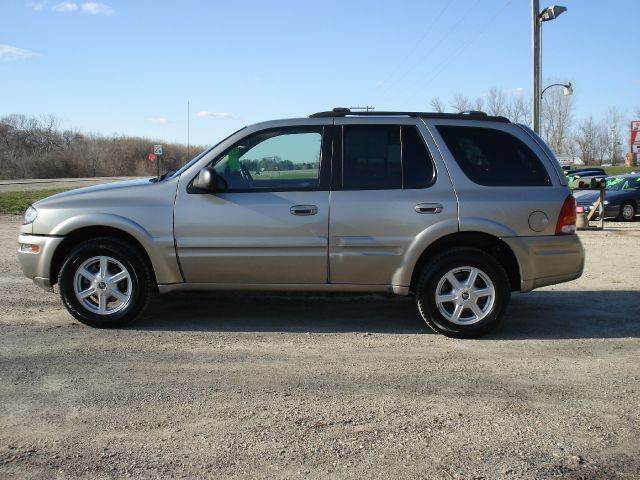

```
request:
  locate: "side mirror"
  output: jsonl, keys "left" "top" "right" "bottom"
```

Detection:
{"left": 193, "top": 167, "right": 227, "bottom": 192}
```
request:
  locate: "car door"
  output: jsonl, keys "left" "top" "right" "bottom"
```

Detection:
{"left": 328, "top": 118, "right": 459, "bottom": 286}
{"left": 173, "top": 122, "right": 332, "bottom": 285}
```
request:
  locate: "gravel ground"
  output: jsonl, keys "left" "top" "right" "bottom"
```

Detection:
{"left": 1, "top": 215, "right": 639, "bottom": 479}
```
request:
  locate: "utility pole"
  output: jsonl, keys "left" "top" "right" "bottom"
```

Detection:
{"left": 532, "top": 0, "right": 541, "bottom": 134}
{"left": 187, "top": 100, "right": 190, "bottom": 159}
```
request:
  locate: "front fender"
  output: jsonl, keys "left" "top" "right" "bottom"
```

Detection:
{"left": 48, "top": 214, "right": 182, "bottom": 285}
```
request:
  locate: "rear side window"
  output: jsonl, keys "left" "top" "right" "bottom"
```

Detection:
{"left": 342, "top": 125, "right": 434, "bottom": 190}
{"left": 437, "top": 126, "right": 551, "bottom": 187}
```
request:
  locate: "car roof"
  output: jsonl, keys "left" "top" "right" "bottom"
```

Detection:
{"left": 309, "top": 107, "right": 510, "bottom": 123}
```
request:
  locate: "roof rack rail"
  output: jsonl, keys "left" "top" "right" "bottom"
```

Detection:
{"left": 309, "top": 107, "right": 509, "bottom": 123}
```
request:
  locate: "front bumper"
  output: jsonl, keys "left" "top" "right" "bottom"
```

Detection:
{"left": 18, "top": 234, "right": 65, "bottom": 291}
{"left": 502, "top": 234, "right": 585, "bottom": 293}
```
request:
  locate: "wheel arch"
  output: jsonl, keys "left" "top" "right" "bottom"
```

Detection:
{"left": 50, "top": 226, "right": 158, "bottom": 290}
{"left": 408, "top": 231, "right": 521, "bottom": 293}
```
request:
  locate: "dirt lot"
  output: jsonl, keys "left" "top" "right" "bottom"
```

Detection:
{"left": 1, "top": 215, "right": 639, "bottom": 479}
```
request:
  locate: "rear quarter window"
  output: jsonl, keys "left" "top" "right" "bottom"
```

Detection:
{"left": 437, "top": 126, "right": 551, "bottom": 187}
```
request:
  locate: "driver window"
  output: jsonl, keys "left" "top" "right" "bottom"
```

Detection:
{"left": 213, "top": 128, "right": 322, "bottom": 190}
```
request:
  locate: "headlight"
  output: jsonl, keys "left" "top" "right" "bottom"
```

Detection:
{"left": 24, "top": 206, "right": 38, "bottom": 225}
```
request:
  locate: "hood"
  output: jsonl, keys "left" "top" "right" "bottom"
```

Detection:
{"left": 33, "top": 178, "right": 158, "bottom": 207}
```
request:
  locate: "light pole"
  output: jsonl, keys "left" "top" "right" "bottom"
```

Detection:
{"left": 532, "top": 2, "right": 568, "bottom": 134}
{"left": 541, "top": 81, "right": 573, "bottom": 99}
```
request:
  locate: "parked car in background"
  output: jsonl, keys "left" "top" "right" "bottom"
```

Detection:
{"left": 17, "top": 108, "right": 584, "bottom": 338}
{"left": 565, "top": 167, "right": 606, "bottom": 176}
{"left": 567, "top": 169, "right": 607, "bottom": 189}
{"left": 569, "top": 173, "right": 608, "bottom": 190}
{"left": 574, "top": 174, "right": 640, "bottom": 221}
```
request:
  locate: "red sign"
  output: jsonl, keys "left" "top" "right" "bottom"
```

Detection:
{"left": 148, "top": 153, "right": 156, "bottom": 161}
{"left": 632, "top": 121, "right": 640, "bottom": 154}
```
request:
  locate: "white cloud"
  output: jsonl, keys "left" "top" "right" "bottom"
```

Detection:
{"left": 52, "top": 1, "right": 78, "bottom": 12}
{"left": 507, "top": 87, "right": 526, "bottom": 97}
{"left": 196, "top": 111, "right": 232, "bottom": 119}
{"left": 0, "top": 44, "right": 39, "bottom": 59}
{"left": 49, "top": 1, "right": 115, "bottom": 15}
{"left": 80, "top": 2, "right": 115, "bottom": 15}
{"left": 149, "top": 117, "right": 169, "bottom": 124}
{"left": 28, "top": 2, "right": 48, "bottom": 11}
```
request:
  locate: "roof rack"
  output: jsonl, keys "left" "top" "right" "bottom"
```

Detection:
{"left": 309, "top": 107, "right": 510, "bottom": 123}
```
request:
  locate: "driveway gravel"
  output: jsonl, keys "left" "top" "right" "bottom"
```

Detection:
{"left": 1, "top": 215, "right": 639, "bottom": 479}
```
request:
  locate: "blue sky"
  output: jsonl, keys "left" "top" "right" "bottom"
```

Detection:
{"left": 1, "top": 0, "right": 638, "bottom": 147}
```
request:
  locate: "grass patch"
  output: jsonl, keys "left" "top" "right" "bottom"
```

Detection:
{"left": 603, "top": 166, "right": 639, "bottom": 176}
{"left": 0, "top": 188, "right": 72, "bottom": 215}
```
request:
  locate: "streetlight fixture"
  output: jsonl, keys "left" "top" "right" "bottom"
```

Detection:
{"left": 532, "top": 2, "right": 568, "bottom": 134}
{"left": 541, "top": 81, "right": 573, "bottom": 99}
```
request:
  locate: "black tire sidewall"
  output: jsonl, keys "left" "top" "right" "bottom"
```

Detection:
{"left": 59, "top": 239, "right": 150, "bottom": 328}
{"left": 619, "top": 202, "right": 636, "bottom": 221}
{"left": 417, "top": 248, "right": 510, "bottom": 338}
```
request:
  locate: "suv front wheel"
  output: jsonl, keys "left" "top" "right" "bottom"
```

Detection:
{"left": 416, "top": 248, "right": 510, "bottom": 338}
{"left": 58, "top": 237, "right": 153, "bottom": 328}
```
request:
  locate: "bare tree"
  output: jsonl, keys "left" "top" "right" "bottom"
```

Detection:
{"left": 472, "top": 96, "right": 485, "bottom": 112}
{"left": 602, "top": 106, "right": 626, "bottom": 164}
{"left": 541, "top": 82, "right": 574, "bottom": 154}
{"left": 574, "top": 117, "right": 603, "bottom": 165}
{"left": 485, "top": 87, "right": 507, "bottom": 116}
{"left": 505, "top": 95, "right": 531, "bottom": 125}
{"left": 0, "top": 114, "right": 202, "bottom": 180}
{"left": 450, "top": 92, "right": 471, "bottom": 113}
{"left": 430, "top": 97, "right": 446, "bottom": 113}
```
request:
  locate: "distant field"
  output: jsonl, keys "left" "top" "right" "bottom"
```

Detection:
{"left": 256, "top": 169, "right": 317, "bottom": 180}
{"left": 0, "top": 188, "right": 72, "bottom": 215}
{"left": 602, "top": 166, "right": 639, "bottom": 175}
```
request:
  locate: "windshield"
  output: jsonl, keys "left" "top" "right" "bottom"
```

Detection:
{"left": 170, "top": 127, "right": 247, "bottom": 178}
{"left": 606, "top": 177, "right": 640, "bottom": 191}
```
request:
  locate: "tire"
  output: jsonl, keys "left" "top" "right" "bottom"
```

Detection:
{"left": 58, "top": 237, "right": 154, "bottom": 328}
{"left": 618, "top": 202, "right": 636, "bottom": 222}
{"left": 416, "top": 247, "right": 510, "bottom": 338}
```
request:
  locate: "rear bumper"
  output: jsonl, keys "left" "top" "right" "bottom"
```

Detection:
{"left": 17, "top": 234, "right": 65, "bottom": 290}
{"left": 502, "top": 234, "right": 585, "bottom": 292}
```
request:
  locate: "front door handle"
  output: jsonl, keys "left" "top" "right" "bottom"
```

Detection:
{"left": 415, "top": 203, "right": 443, "bottom": 214}
{"left": 290, "top": 205, "right": 318, "bottom": 216}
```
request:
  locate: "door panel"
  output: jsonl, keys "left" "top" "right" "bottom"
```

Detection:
{"left": 329, "top": 119, "right": 458, "bottom": 286}
{"left": 173, "top": 123, "right": 332, "bottom": 285}
{"left": 174, "top": 191, "right": 328, "bottom": 284}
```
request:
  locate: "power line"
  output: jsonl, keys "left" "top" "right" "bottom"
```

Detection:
{"left": 403, "top": 0, "right": 515, "bottom": 106}
{"left": 378, "top": 0, "right": 483, "bottom": 101}
{"left": 377, "top": 1, "right": 452, "bottom": 92}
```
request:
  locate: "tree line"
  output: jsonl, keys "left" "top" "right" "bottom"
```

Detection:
{"left": 0, "top": 114, "right": 204, "bottom": 180}
{"left": 430, "top": 86, "right": 639, "bottom": 165}
{"left": 240, "top": 156, "right": 318, "bottom": 173}
{"left": 2, "top": 92, "right": 638, "bottom": 180}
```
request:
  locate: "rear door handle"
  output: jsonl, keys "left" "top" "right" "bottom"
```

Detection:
{"left": 290, "top": 205, "right": 318, "bottom": 216}
{"left": 415, "top": 203, "right": 443, "bottom": 214}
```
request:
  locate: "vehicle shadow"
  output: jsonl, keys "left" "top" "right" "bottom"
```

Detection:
{"left": 136, "top": 290, "right": 640, "bottom": 340}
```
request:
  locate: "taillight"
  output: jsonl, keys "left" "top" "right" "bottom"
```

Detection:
{"left": 556, "top": 195, "right": 577, "bottom": 235}
{"left": 576, "top": 206, "right": 584, "bottom": 213}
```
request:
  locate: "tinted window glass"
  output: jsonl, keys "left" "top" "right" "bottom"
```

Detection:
{"left": 402, "top": 126, "right": 435, "bottom": 189}
{"left": 343, "top": 125, "right": 401, "bottom": 190}
{"left": 213, "top": 128, "right": 322, "bottom": 191}
{"left": 437, "top": 126, "right": 551, "bottom": 187}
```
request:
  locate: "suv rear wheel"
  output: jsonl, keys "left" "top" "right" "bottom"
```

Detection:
{"left": 416, "top": 248, "right": 510, "bottom": 338}
{"left": 58, "top": 237, "right": 153, "bottom": 328}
